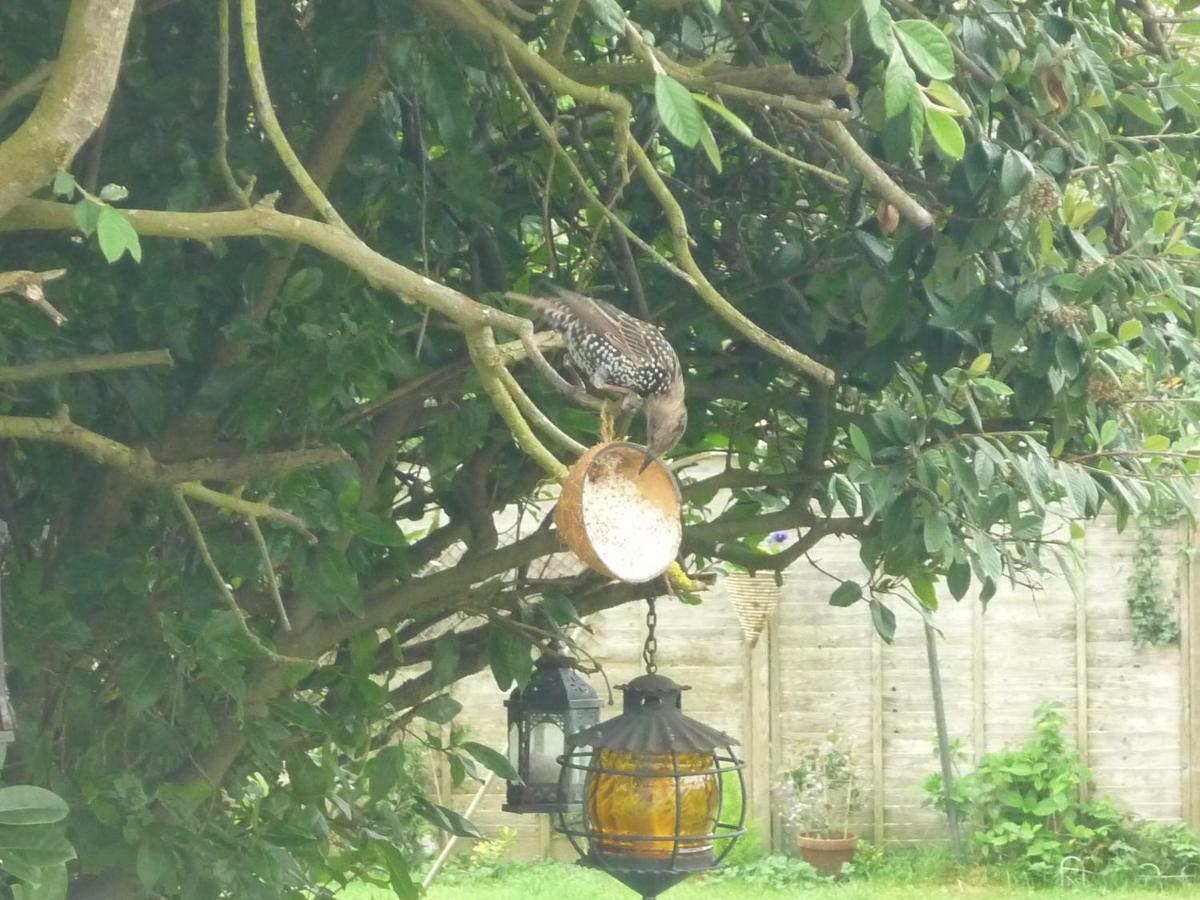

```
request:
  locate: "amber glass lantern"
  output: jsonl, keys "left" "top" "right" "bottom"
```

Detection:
{"left": 502, "top": 647, "right": 602, "bottom": 814}
{"left": 554, "top": 671, "right": 745, "bottom": 899}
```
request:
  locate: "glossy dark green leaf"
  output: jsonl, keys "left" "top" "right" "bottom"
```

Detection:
{"left": 830, "top": 580, "right": 863, "bottom": 607}
{"left": 462, "top": 741, "right": 521, "bottom": 783}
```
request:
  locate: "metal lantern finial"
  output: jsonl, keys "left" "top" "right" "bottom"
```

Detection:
{"left": 554, "top": 601, "right": 745, "bottom": 899}
{"left": 502, "top": 644, "right": 601, "bottom": 814}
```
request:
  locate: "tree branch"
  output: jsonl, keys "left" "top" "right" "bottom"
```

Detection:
{"left": 0, "top": 349, "right": 172, "bottom": 383}
{"left": 239, "top": 0, "right": 349, "bottom": 232}
{"left": 627, "top": 142, "right": 836, "bottom": 385}
{"left": 0, "top": 0, "right": 136, "bottom": 218}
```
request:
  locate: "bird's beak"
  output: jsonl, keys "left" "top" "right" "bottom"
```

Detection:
{"left": 639, "top": 451, "right": 656, "bottom": 474}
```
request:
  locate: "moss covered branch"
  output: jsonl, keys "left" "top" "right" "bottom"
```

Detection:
{"left": 0, "top": 0, "right": 136, "bottom": 218}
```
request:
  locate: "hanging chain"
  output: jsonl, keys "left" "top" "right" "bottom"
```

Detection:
{"left": 642, "top": 596, "right": 658, "bottom": 674}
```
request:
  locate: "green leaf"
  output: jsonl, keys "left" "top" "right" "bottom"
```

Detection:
{"left": 431, "top": 632, "right": 460, "bottom": 688}
{"left": 893, "top": 20, "right": 955, "bottom": 80}
{"left": 925, "top": 106, "right": 965, "bottom": 159}
{"left": 698, "top": 119, "right": 722, "bottom": 173}
{"left": 967, "top": 353, "right": 992, "bottom": 376}
{"left": 376, "top": 841, "right": 418, "bottom": 900}
{"left": 349, "top": 511, "right": 408, "bottom": 547}
{"left": 13, "top": 863, "right": 67, "bottom": 900}
{"left": 926, "top": 80, "right": 970, "bottom": 116}
{"left": 1143, "top": 434, "right": 1170, "bottom": 452}
{"left": 1069, "top": 521, "right": 1086, "bottom": 540}
{"left": 870, "top": 599, "right": 897, "bottom": 643}
{"left": 701, "top": 0, "right": 721, "bottom": 14}
{"left": 849, "top": 424, "right": 872, "bottom": 462}
{"left": 999, "top": 150, "right": 1034, "bottom": 201}
{"left": 910, "top": 574, "right": 938, "bottom": 610}
{"left": 413, "top": 796, "right": 483, "bottom": 838}
{"left": 863, "top": 4, "right": 893, "bottom": 53}
{"left": 923, "top": 512, "right": 952, "bottom": 553}
{"left": 136, "top": 840, "right": 174, "bottom": 893}
{"left": 1117, "top": 319, "right": 1143, "bottom": 343}
{"left": 830, "top": 580, "right": 863, "bottom": 607}
{"left": 0, "top": 824, "right": 76, "bottom": 866}
{"left": 462, "top": 741, "right": 521, "bottom": 783}
{"left": 0, "top": 788, "right": 68, "bottom": 826}
{"left": 655, "top": 74, "right": 704, "bottom": 148}
{"left": 119, "top": 653, "right": 174, "bottom": 717}
{"left": 1116, "top": 92, "right": 1165, "bottom": 128}
{"left": 1152, "top": 209, "right": 1175, "bottom": 236}
{"left": 947, "top": 559, "right": 971, "bottom": 601}
{"left": 98, "top": 183, "right": 129, "bottom": 202}
{"left": 412, "top": 694, "right": 462, "bottom": 724}
{"left": 692, "top": 93, "right": 752, "bottom": 136}
{"left": 1098, "top": 419, "right": 1118, "bottom": 449}
{"left": 72, "top": 199, "right": 101, "bottom": 237}
{"left": 585, "top": 0, "right": 626, "bottom": 36}
{"left": 488, "top": 626, "right": 532, "bottom": 691}
{"left": 51, "top": 172, "right": 76, "bottom": 199}
{"left": 884, "top": 44, "right": 919, "bottom": 119}
{"left": 96, "top": 206, "right": 142, "bottom": 263}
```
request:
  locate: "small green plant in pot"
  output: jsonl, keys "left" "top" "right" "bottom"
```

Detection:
{"left": 773, "top": 728, "right": 866, "bottom": 876}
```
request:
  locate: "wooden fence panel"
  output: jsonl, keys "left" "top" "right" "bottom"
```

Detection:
{"left": 444, "top": 514, "right": 1197, "bottom": 856}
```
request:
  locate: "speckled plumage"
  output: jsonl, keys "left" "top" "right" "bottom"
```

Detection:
{"left": 534, "top": 289, "right": 681, "bottom": 399}
{"left": 511, "top": 287, "right": 688, "bottom": 462}
{"left": 542, "top": 305, "right": 678, "bottom": 398}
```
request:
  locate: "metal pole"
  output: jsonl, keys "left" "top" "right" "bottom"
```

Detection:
{"left": 923, "top": 613, "right": 962, "bottom": 856}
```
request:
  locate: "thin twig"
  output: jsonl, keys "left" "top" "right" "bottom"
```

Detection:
{"left": 497, "top": 366, "right": 588, "bottom": 457}
{"left": 172, "top": 488, "right": 309, "bottom": 663}
{"left": 240, "top": 0, "right": 350, "bottom": 231}
{"left": 498, "top": 49, "right": 692, "bottom": 285}
{"left": 216, "top": 0, "right": 252, "bottom": 207}
{"left": 246, "top": 514, "right": 291, "bottom": 631}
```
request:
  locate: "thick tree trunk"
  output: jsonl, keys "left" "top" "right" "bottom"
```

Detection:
{"left": 0, "top": 0, "right": 135, "bottom": 218}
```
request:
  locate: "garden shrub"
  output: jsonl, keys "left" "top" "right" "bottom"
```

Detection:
{"left": 702, "top": 853, "right": 824, "bottom": 889}
{"left": 925, "top": 702, "right": 1200, "bottom": 884}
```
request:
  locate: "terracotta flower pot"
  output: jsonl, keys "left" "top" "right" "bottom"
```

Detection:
{"left": 795, "top": 833, "right": 858, "bottom": 876}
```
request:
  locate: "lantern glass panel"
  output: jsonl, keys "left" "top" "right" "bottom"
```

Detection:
{"left": 529, "top": 721, "right": 564, "bottom": 784}
{"left": 507, "top": 722, "right": 520, "bottom": 773}
{"left": 587, "top": 749, "right": 719, "bottom": 860}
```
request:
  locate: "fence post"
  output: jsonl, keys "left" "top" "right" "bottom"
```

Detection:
{"left": 1184, "top": 519, "right": 1200, "bottom": 829}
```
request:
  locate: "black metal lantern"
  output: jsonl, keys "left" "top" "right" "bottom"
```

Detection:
{"left": 503, "top": 645, "right": 602, "bottom": 814}
{"left": 554, "top": 601, "right": 745, "bottom": 899}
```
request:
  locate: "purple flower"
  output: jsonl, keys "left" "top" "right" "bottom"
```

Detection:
{"left": 769, "top": 531, "right": 790, "bottom": 545}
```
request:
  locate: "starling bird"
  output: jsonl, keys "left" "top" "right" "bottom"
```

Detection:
{"left": 511, "top": 286, "right": 687, "bottom": 469}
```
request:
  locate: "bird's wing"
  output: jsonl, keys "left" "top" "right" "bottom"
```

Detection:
{"left": 549, "top": 287, "right": 660, "bottom": 365}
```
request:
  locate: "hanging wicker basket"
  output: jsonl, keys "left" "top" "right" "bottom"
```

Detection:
{"left": 725, "top": 571, "right": 782, "bottom": 646}
{"left": 556, "top": 441, "right": 681, "bottom": 584}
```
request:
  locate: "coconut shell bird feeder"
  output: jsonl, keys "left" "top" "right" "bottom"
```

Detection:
{"left": 552, "top": 599, "right": 746, "bottom": 899}
{"left": 556, "top": 441, "right": 682, "bottom": 584}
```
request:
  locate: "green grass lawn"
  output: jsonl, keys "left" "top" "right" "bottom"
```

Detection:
{"left": 336, "top": 861, "right": 1195, "bottom": 900}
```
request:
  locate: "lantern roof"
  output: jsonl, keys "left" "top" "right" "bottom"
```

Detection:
{"left": 507, "top": 649, "right": 601, "bottom": 713}
{"left": 565, "top": 672, "right": 738, "bottom": 754}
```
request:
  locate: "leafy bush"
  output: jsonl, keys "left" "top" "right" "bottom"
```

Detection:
{"left": 0, "top": 783, "right": 74, "bottom": 900}
{"left": 702, "top": 853, "right": 824, "bottom": 889}
{"left": 433, "top": 827, "right": 518, "bottom": 884}
{"left": 925, "top": 703, "right": 1200, "bottom": 884}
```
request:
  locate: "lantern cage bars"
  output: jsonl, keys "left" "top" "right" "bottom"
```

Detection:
{"left": 553, "top": 745, "right": 746, "bottom": 897}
